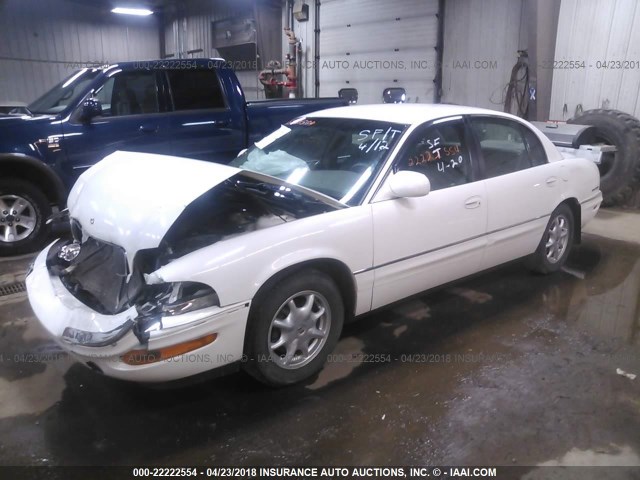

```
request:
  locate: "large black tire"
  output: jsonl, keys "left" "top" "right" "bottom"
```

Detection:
{"left": 0, "top": 178, "right": 51, "bottom": 256}
{"left": 526, "top": 203, "right": 574, "bottom": 274}
{"left": 243, "top": 269, "right": 344, "bottom": 386}
{"left": 568, "top": 109, "right": 640, "bottom": 206}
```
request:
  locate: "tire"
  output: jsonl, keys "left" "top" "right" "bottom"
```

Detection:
{"left": 243, "top": 269, "right": 344, "bottom": 386}
{"left": 0, "top": 178, "right": 51, "bottom": 256}
{"left": 526, "top": 204, "right": 574, "bottom": 274}
{"left": 568, "top": 109, "right": 640, "bottom": 206}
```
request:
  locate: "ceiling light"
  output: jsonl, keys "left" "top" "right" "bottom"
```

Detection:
{"left": 111, "top": 7, "right": 154, "bottom": 16}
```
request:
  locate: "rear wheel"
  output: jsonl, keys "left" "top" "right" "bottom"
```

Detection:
{"left": 243, "top": 269, "right": 344, "bottom": 386}
{"left": 526, "top": 204, "right": 574, "bottom": 274}
{"left": 0, "top": 178, "right": 51, "bottom": 256}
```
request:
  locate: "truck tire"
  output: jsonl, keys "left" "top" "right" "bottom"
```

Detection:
{"left": 0, "top": 178, "right": 51, "bottom": 256}
{"left": 568, "top": 109, "right": 640, "bottom": 206}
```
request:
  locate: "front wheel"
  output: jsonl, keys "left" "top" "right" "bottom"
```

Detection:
{"left": 243, "top": 269, "right": 344, "bottom": 386}
{"left": 0, "top": 178, "right": 51, "bottom": 256}
{"left": 526, "top": 204, "right": 574, "bottom": 274}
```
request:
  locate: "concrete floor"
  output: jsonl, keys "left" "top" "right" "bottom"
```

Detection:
{"left": 0, "top": 209, "right": 639, "bottom": 471}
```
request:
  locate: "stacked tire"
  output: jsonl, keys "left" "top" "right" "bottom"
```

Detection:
{"left": 569, "top": 109, "right": 640, "bottom": 207}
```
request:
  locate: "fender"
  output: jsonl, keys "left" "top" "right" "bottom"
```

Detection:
{"left": 149, "top": 206, "right": 374, "bottom": 312}
{"left": 0, "top": 153, "right": 68, "bottom": 205}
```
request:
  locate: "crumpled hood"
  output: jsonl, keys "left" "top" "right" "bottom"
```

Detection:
{"left": 68, "top": 151, "right": 240, "bottom": 258}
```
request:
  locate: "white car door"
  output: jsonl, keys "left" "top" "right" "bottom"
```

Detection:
{"left": 369, "top": 117, "right": 488, "bottom": 310}
{"left": 468, "top": 116, "right": 562, "bottom": 270}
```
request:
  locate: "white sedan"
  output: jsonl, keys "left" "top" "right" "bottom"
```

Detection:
{"left": 26, "top": 104, "right": 602, "bottom": 386}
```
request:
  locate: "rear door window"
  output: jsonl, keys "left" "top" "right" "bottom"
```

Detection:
{"left": 166, "top": 69, "right": 226, "bottom": 111}
{"left": 470, "top": 117, "right": 547, "bottom": 177}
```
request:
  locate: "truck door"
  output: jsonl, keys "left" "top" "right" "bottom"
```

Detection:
{"left": 163, "top": 68, "right": 246, "bottom": 163}
{"left": 61, "top": 69, "right": 170, "bottom": 182}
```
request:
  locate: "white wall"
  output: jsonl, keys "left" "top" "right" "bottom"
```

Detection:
{"left": 0, "top": 0, "right": 160, "bottom": 103}
{"left": 550, "top": 0, "right": 640, "bottom": 120}
{"left": 441, "top": 0, "right": 527, "bottom": 110}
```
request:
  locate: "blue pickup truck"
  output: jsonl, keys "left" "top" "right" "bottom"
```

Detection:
{"left": 0, "top": 59, "right": 347, "bottom": 255}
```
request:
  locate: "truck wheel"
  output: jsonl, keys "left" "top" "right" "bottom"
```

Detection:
{"left": 568, "top": 109, "right": 640, "bottom": 206}
{"left": 0, "top": 178, "right": 51, "bottom": 256}
{"left": 243, "top": 269, "right": 344, "bottom": 386}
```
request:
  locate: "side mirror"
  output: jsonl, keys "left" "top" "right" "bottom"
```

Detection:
{"left": 338, "top": 88, "right": 358, "bottom": 104}
{"left": 80, "top": 98, "right": 102, "bottom": 123}
{"left": 383, "top": 87, "right": 406, "bottom": 104}
{"left": 388, "top": 170, "right": 430, "bottom": 198}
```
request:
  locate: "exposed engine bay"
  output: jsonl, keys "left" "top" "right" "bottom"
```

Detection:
{"left": 46, "top": 172, "right": 340, "bottom": 317}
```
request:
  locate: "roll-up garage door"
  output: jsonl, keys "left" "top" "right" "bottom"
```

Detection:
{"left": 319, "top": 0, "right": 440, "bottom": 104}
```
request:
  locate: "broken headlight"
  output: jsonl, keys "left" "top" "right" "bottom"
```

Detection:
{"left": 137, "top": 281, "right": 220, "bottom": 318}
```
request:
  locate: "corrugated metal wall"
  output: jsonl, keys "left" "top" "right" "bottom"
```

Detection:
{"left": 319, "top": 0, "right": 439, "bottom": 104}
{"left": 441, "top": 0, "right": 527, "bottom": 110}
{"left": 163, "top": 0, "right": 263, "bottom": 100}
{"left": 550, "top": 0, "right": 640, "bottom": 120}
{"left": 0, "top": 0, "right": 160, "bottom": 103}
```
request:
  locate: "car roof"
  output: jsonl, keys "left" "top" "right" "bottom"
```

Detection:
{"left": 308, "top": 103, "right": 521, "bottom": 126}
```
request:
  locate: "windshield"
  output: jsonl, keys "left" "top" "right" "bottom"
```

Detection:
{"left": 230, "top": 117, "right": 407, "bottom": 205}
{"left": 28, "top": 69, "right": 99, "bottom": 114}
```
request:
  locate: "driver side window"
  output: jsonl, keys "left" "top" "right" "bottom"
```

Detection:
{"left": 93, "top": 71, "right": 159, "bottom": 117}
{"left": 395, "top": 120, "right": 472, "bottom": 191}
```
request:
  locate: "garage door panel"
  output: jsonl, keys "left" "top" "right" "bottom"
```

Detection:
{"left": 320, "top": 0, "right": 438, "bottom": 28}
{"left": 322, "top": 18, "right": 438, "bottom": 56}
{"left": 319, "top": 50, "right": 437, "bottom": 81}
{"left": 321, "top": 79, "right": 434, "bottom": 105}
{"left": 320, "top": 0, "right": 439, "bottom": 104}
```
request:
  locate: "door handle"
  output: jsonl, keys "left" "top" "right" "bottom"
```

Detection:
{"left": 464, "top": 196, "right": 482, "bottom": 209}
{"left": 139, "top": 124, "right": 158, "bottom": 133}
{"left": 546, "top": 177, "right": 558, "bottom": 186}
{"left": 213, "top": 119, "right": 230, "bottom": 127}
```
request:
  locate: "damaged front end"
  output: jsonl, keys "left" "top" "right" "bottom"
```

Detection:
{"left": 41, "top": 170, "right": 337, "bottom": 349}
{"left": 26, "top": 149, "right": 345, "bottom": 381}
{"left": 45, "top": 234, "right": 221, "bottom": 348}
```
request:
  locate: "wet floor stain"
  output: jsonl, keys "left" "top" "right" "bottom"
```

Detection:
{"left": 538, "top": 444, "right": 640, "bottom": 466}
{"left": 0, "top": 233, "right": 639, "bottom": 467}
{"left": 307, "top": 337, "right": 366, "bottom": 390}
{"left": 0, "top": 364, "right": 68, "bottom": 419}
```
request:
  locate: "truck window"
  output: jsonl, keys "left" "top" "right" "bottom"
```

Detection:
{"left": 167, "top": 69, "right": 226, "bottom": 111}
{"left": 28, "top": 70, "right": 98, "bottom": 114}
{"left": 95, "top": 71, "right": 159, "bottom": 117}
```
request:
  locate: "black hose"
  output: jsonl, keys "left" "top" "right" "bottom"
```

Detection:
{"left": 504, "top": 51, "right": 529, "bottom": 118}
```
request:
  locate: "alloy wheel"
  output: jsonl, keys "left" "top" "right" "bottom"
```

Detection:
{"left": 0, "top": 194, "right": 37, "bottom": 243}
{"left": 268, "top": 290, "right": 331, "bottom": 369}
{"left": 545, "top": 214, "right": 569, "bottom": 263}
